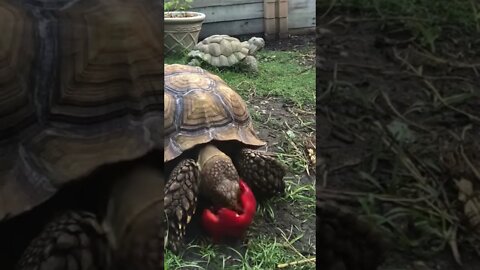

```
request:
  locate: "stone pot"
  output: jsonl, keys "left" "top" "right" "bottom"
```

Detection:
{"left": 164, "top": 11, "right": 206, "bottom": 54}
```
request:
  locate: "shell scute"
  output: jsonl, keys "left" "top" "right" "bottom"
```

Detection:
{"left": 0, "top": 0, "right": 164, "bottom": 221}
{"left": 164, "top": 64, "right": 265, "bottom": 162}
{"left": 190, "top": 35, "right": 248, "bottom": 67}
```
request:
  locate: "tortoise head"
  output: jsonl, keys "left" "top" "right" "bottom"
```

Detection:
{"left": 197, "top": 144, "right": 242, "bottom": 212}
{"left": 247, "top": 37, "right": 265, "bottom": 54}
{"left": 201, "top": 179, "right": 256, "bottom": 242}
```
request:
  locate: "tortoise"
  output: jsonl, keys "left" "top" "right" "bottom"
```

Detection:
{"left": 0, "top": 0, "right": 166, "bottom": 269}
{"left": 164, "top": 64, "right": 286, "bottom": 252}
{"left": 187, "top": 35, "right": 265, "bottom": 73}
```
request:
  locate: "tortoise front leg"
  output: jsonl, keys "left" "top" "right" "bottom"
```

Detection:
{"left": 16, "top": 211, "right": 110, "bottom": 270}
{"left": 165, "top": 159, "right": 200, "bottom": 253}
{"left": 234, "top": 148, "right": 286, "bottom": 198}
{"left": 243, "top": 55, "right": 259, "bottom": 73}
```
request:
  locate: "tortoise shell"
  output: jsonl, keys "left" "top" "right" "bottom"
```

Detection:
{"left": 189, "top": 35, "right": 250, "bottom": 67}
{"left": 0, "top": 0, "right": 164, "bottom": 222}
{"left": 164, "top": 64, "right": 265, "bottom": 162}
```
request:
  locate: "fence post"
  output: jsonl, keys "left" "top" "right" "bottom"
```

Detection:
{"left": 264, "top": 0, "right": 289, "bottom": 40}
{"left": 277, "top": 0, "right": 288, "bottom": 39}
{"left": 264, "top": 0, "right": 277, "bottom": 40}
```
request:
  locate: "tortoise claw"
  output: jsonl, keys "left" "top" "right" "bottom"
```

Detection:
{"left": 165, "top": 159, "right": 200, "bottom": 254}
{"left": 235, "top": 148, "right": 286, "bottom": 197}
{"left": 16, "top": 211, "right": 110, "bottom": 270}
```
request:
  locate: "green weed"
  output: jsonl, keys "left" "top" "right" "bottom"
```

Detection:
{"left": 165, "top": 48, "right": 315, "bottom": 107}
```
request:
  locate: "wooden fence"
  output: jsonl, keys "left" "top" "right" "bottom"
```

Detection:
{"left": 190, "top": 0, "right": 315, "bottom": 39}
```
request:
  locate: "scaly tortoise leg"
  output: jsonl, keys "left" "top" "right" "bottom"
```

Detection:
{"left": 234, "top": 148, "right": 286, "bottom": 197}
{"left": 316, "top": 200, "right": 388, "bottom": 270}
{"left": 165, "top": 159, "right": 200, "bottom": 253}
{"left": 16, "top": 211, "right": 110, "bottom": 270}
{"left": 243, "top": 55, "right": 259, "bottom": 73}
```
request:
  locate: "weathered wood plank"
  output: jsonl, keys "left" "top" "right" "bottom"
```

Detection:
{"left": 289, "top": 27, "right": 316, "bottom": 35}
{"left": 199, "top": 19, "right": 264, "bottom": 38}
{"left": 192, "top": 3, "right": 263, "bottom": 23}
{"left": 288, "top": 13, "right": 316, "bottom": 29}
{"left": 188, "top": 0, "right": 315, "bottom": 36}
{"left": 288, "top": 0, "right": 316, "bottom": 29}
{"left": 192, "top": 0, "right": 263, "bottom": 8}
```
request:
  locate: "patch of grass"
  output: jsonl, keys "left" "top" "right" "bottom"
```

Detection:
{"left": 283, "top": 179, "right": 316, "bottom": 214}
{"left": 165, "top": 178, "right": 316, "bottom": 270}
{"left": 322, "top": 0, "right": 480, "bottom": 51}
{"left": 329, "top": 0, "right": 479, "bottom": 30}
{"left": 168, "top": 238, "right": 315, "bottom": 270}
{"left": 165, "top": 232, "right": 315, "bottom": 270}
{"left": 277, "top": 128, "right": 314, "bottom": 176}
{"left": 241, "top": 235, "right": 315, "bottom": 270}
{"left": 256, "top": 177, "right": 316, "bottom": 221}
{"left": 165, "top": 48, "right": 315, "bottom": 107}
{"left": 164, "top": 52, "right": 188, "bottom": 65}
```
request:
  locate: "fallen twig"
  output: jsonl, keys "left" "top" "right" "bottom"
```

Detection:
{"left": 344, "top": 16, "right": 434, "bottom": 23}
{"left": 380, "top": 90, "right": 431, "bottom": 132}
{"left": 412, "top": 44, "right": 480, "bottom": 69}
{"left": 277, "top": 258, "right": 316, "bottom": 269}
{"left": 319, "top": 0, "right": 337, "bottom": 19}
{"left": 459, "top": 125, "right": 480, "bottom": 182}
{"left": 393, "top": 48, "right": 480, "bottom": 123}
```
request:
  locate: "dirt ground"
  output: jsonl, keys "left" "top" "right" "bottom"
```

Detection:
{"left": 318, "top": 9, "right": 480, "bottom": 270}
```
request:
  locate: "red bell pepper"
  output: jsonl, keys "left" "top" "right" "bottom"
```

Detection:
{"left": 201, "top": 179, "right": 257, "bottom": 242}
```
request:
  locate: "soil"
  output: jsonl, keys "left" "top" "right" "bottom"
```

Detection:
{"left": 318, "top": 8, "right": 480, "bottom": 270}
{"left": 265, "top": 34, "right": 316, "bottom": 52}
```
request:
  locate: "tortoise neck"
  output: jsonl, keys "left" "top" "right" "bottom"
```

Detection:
{"left": 197, "top": 144, "right": 229, "bottom": 170}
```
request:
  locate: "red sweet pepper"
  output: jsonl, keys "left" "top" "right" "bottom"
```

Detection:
{"left": 201, "top": 179, "right": 257, "bottom": 242}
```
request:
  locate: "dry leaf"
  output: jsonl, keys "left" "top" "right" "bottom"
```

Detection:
{"left": 456, "top": 178, "right": 480, "bottom": 233}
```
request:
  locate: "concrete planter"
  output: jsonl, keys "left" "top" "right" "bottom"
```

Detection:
{"left": 164, "top": 11, "right": 206, "bottom": 54}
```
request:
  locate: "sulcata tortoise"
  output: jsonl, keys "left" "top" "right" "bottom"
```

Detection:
{"left": 0, "top": 0, "right": 166, "bottom": 269}
{"left": 164, "top": 64, "right": 286, "bottom": 252}
{"left": 187, "top": 35, "right": 265, "bottom": 73}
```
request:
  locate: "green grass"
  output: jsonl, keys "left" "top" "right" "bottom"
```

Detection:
{"left": 165, "top": 48, "right": 315, "bottom": 107}
{"left": 276, "top": 126, "right": 315, "bottom": 176}
{"left": 165, "top": 237, "right": 315, "bottom": 270}
{"left": 164, "top": 178, "right": 315, "bottom": 270}
{"left": 327, "top": 0, "right": 479, "bottom": 29}
{"left": 322, "top": 0, "right": 480, "bottom": 51}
